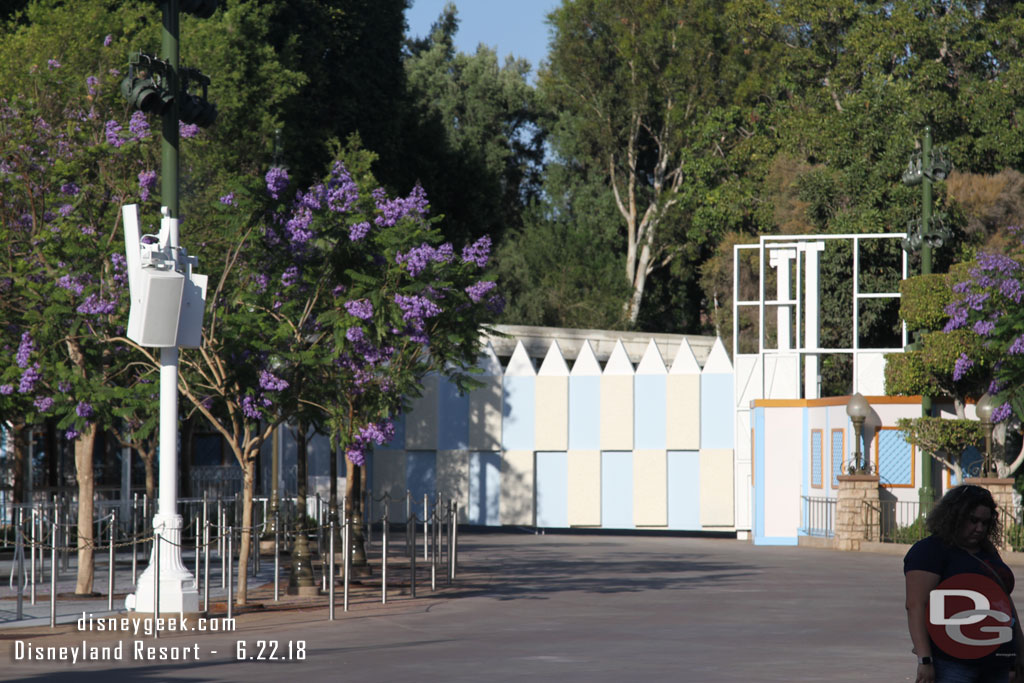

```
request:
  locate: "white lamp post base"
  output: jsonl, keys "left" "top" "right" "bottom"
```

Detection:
{"left": 125, "top": 513, "right": 200, "bottom": 615}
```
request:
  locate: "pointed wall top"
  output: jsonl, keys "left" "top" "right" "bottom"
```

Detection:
{"left": 570, "top": 340, "right": 602, "bottom": 376}
{"left": 702, "top": 337, "right": 733, "bottom": 374}
{"left": 505, "top": 340, "right": 537, "bottom": 376}
{"left": 636, "top": 339, "right": 667, "bottom": 375}
{"left": 603, "top": 339, "right": 635, "bottom": 376}
{"left": 538, "top": 340, "right": 570, "bottom": 376}
{"left": 669, "top": 338, "right": 701, "bottom": 375}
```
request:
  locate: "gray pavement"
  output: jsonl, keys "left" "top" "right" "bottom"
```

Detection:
{"left": 0, "top": 532, "right": 937, "bottom": 681}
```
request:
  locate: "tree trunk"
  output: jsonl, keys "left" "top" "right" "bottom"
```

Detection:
{"left": 344, "top": 458, "right": 368, "bottom": 568}
{"left": 74, "top": 424, "right": 97, "bottom": 595}
{"left": 141, "top": 444, "right": 156, "bottom": 502}
{"left": 236, "top": 455, "right": 257, "bottom": 605}
{"left": 10, "top": 421, "right": 26, "bottom": 505}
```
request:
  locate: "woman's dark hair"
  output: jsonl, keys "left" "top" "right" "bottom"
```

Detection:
{"left": 926, "top": 484, "right": 1001, "bottom": 547}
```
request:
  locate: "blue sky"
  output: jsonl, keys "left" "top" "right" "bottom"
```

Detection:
{"left": 405, "top": 0, "right": 559, "bottom": 77}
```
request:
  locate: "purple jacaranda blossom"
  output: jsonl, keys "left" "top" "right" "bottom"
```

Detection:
{"left": 58, "top": 381, "right": 71, "bottom": 393}
{"left": 285, "top": 206, "right": 313, "bottom": 243}
{"left": 465, "top": 280, "right": 497, "bottom": 303}
{"left": 58, "top": 204, "right": 73, "bottom": 217}
{"left": 254, "top": 273, "right": 269, "bottom": 293}
{"left": 65, "top": 429, "right": 79, "bottom": 440}
{"left": 993, "top": 402, "right": 1013, "bottom": 423}
{"left": 80, "top": 224, "right": 96, "bottom": 236}
{"left": 461, "top": 235, "right": 491, "bottom": 267}
{"left": 57, "top": 274, "right": 86, "bottom": 296}
{"left": 60, "top": 182, "right": 80, "bottom": 196}
{"left": 258, "top": 370, "right": 289, "bottom": 392}
{"left": 129, "top": 111, "right": 149, "bottom": 139}
{"left": 77, "top": 294, "right": 116, "bottom": 315}
{"left": 1009, "top": 334, "right": 1024, "bottom": 356}
{"left": 346, "top": 327, "right": 365, "bottom": 343}
{"left": 396, "top": 243, "right": 454, "bottom": 277}
{"left": 394, "top": 294, "right": 441, "bottom": 321}
{"left": 16, "top": 332, "right": 33, "bottom": 368}
{"left": 19, "top": 363, "right": 41, "bottom": 393}
{"left": 332, "top": 284, "right": 347, "bottom": 297}
{"left": 105, "top": 120, "right": 124, "bottom": 147}
{"left": 47, "top": 59, "right": 61, "bottom": 70}
{"left": 239, "top": 394, "right": 270, "bottom": 420}
{"left": 281, "top": 265, "right": 299, "bottom": 287}
{"left": 975, "top": 252, "right": 1021, "bottom": 276}
{"left": 327, "top": 162, "right": 359, "bottom": 213}
{"left": 953, "top": 353, "right": 974, "bottom": 381}
{"left": 265, "top": 166, "right": 289, "bottom": 200}
{"left": 486, "top": 293, "right": 506, "bottom": 315}
{"left": 348, "top": 221, "right": 370, "bottom": 241}
{"left": 103, "top": 34, "right": 113, "bottom": 47}
{"left": 33, "top": 396, "right": 53, "bottom": 413}
{"left": 346, "top": 444, "right": 365, "bottom": 467}
{"left": 345, "top": 299, "right": 374, "bottom": 320}
{"left": 373, "top": 184, "right": 429, "bottom": 227}
{"left": 179, "top": 122, "right": 199, "bottom": 139}
{"left": 86, "top": 76, "right": 99, "bottom": 97}
{"left": 358, "top": 420, "right": 395, "bottom": 446}
{"left": 76, "top": 401, "right": 94, "bottom": 419}
{"left": 0, "top": 385, "right": 12, "bottom": 395}
{"left": 974, "top": 320, "right": 996, "bottom": 336}
{"left": 1000, "top": 278, "right": 1023, "bottom": 304}
{"left": 138, "top": 170, "right": 157, "bottom": 202}
{"left": 219, "top": 192, "right": 235, "bottom": 206}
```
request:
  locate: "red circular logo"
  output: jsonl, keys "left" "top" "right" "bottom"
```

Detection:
{"left": 927, "top": 573, "right": 1014, "bottom": 659}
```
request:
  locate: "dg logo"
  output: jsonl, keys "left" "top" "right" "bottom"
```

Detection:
{"left": 928, "top": 573, "right": 1014, "bottom": 659}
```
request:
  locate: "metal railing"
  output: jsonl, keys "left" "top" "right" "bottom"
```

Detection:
{"left": 863, "top": 499, "right": 930, "bottom": 544}
{"left": 800, "top": 496, "right": 836, "bottom": 537}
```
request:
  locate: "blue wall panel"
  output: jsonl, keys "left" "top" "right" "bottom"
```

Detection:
{"left": 601, "top": 451, "right": 634, "bottom": 528}
{"left": 634, "top": 375, "right": 667, "bottom": 449}
{"left": 438, "top": 377, "right": 469, "bottom": 450}
{"left": 469, "top": 451, "right": 501, "bottom": 526}
{"left": 406, "top": 451, "right": 437, "bottom": 509}
{"left": 700, "top": 374, "right": 734, "bottom": 450}
{"left": 667, "top": 450, "right": 700, "bottom": 530}
{"left": 536, "top": 451, "right": 568, "bottom": 528}
{"left": 502, "top": 376, "right": 536, "bottom": 450}
{"left": 568, "top": 376, "right": 601, "bottom": 450}
{"left": 753, "top": 408, "right": 765, "bottom": 541}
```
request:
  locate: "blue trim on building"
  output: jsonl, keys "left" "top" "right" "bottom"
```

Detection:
{"left": 700, "top": 373, "right": 734, "bottom": 449}
{"left": 438, "top": 377, "right": 470, "bottom": 450}
{"left": 753, "top": 535, "right": 799, "bottom": 546}
{"left": 536, "top": 451, "right": 568, "bottom": 527}
{"left": 601, "top": 451, "right": 634, "bottom": 529}
{"left": 634, "top": 375, "right": 667, "bottom": 449}
{"left": 469, "top": 451, "right": 501, "bottom": 526}
{"left": 568, "top": 376, "right": 601, "bottom": 450}
{"left": 502, "top": 376, "right": 536, "bottom": 450}
{"left": 753, "top": 407, "right": 765, "bottom": 541}
{"left": 667, "top": 450, "right": 700, "bottom": 530}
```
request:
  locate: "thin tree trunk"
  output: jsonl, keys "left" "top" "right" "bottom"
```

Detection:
{"left": 74, "top": 424, "right": 97, "bottom": 595}
{"left": 141, "top": 444, "right": 156, "bottom": 502}
{"left": 236, "top": 455, "right": 256, "bottom": 605}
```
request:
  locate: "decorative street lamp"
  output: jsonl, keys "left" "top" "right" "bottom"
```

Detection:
{"left": 846, "top": 393, "right": 871, "bottom": 474}
{"left": 901, "top": 126, "right": 952, "bottom": 506}
{"left": 976, "top": 393, "right": 995, "bottom": 477}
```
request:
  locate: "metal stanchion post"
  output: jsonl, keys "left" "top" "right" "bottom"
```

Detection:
{"left": 203, "top": 519, "right": 210, "bottom": 613}
{"left": 154, "top": 533, "right": 161, "bottom": 638}
{"left": 227, "top": 526, "right": 233, "bottom": 622}
{"left": 423, "top": 494, "right": 428, "bottom": 561}
{"left": 50, "top": 522, "right": 56, "bottom": 627}
{"left": 30, "top": 509, "right": 36, "bottom": 605}
{"left": 274, "top": 510, "right": 280, "bottom": 602}
{"left": 194, "top": 514, "right": 200, "bottom": 578}
{"left": 220, "top": 508, "right": 226, "bottom": 589}
{"left": 382, "top": 507, "right": 388, "bottom": 605}
{"left": 343, "top": 519, "right": 349, "bottom": 612}
{"left": 409, "top": 517, "right": 416, "bottom": 599}
{"left": 109, "top": 511, "right": 116, "bottom": 611}
{"left": 16, "top": 525, "right": 24, "bottom": 620}
{"left": 431, "top": 505, "right": 436, "bottom": 592}
{"left": 406, "top": 491, "right": 411, "bottom": 557}
{"left": 328, "top": 520, "right": 335, "bottom": 621}
{"left": 452, "top": 501, "right": 458, "bottom": 580}
{"left": 132, "top": 494, "right": 138, "bottom": 586}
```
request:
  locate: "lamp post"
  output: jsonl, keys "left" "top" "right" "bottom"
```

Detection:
{"left": 976, "top": 393, "right": 995, "bottom": 477}
{"left": 846, "top": 393, "right": 870, "bottom": 474}
{"left": 901, "top": 127, "right": 952, "bottom": 506}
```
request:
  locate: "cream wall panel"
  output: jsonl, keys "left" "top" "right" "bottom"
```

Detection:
{"left": 370, "top": 450, "right": 407, "bottom": 521}
{"left": 535, "top": 376, "right": 569, "bottom": 450}
{"left": 436, "top": 450, "right": 470, "bottom": 521}
{"left": 666, "top": 375, "right": 700, "bottom": 450}
{"left": 500, "top": 450, "right": 535, "bottom": 526}
{"left": 700, "top": 449, "right": 734, "bottom": 528}
{"left": 567, "top": 450, "right": 601, "bottom": 526}
{"left": 406, "top": 374, "right": 439, "bottom": 449}
{"left": 468, "top": 377, "right": 502, "bottom": 451}
{"left": 633, "top": 449, "right": 668, "bottom": 527}
{"left": 600, "top": 375, "right": 634, "bottom": 450}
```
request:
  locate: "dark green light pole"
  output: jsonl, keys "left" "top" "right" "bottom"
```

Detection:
{"left": 161, "top": 0, "right": 179, "bottom": 219}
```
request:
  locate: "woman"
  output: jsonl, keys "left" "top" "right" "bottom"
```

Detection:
{"left": 905, "top": 485, "right": 1024, "bottom": 682}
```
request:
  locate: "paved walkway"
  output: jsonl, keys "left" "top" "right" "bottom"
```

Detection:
{"left": 0, "top": 532, "right": 938, "bottom": 681}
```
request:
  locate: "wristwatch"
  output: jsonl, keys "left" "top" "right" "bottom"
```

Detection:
{"left": 918, "top": 656, "right": 933, "bottom": 665}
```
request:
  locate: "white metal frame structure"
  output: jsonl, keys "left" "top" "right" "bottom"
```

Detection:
{"left": 731, "top": 232, "right": 908, "bottom": 534}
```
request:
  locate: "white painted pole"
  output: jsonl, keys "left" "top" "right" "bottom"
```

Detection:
{"left": 803, "top": 242, "right": 825, "bottom": 400}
